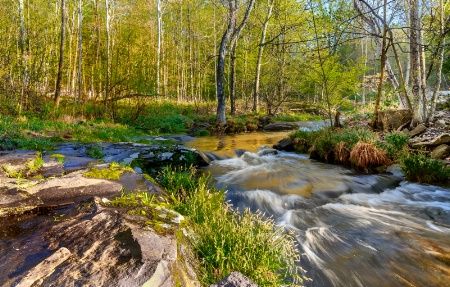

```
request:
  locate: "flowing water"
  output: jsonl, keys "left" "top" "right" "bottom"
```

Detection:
{"left": 186, "top": 131, "right": 450, "bottom": 287}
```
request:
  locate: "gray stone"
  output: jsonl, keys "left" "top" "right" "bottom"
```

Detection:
{"left": 257, "top": 148, "right": 278, "bottom": 156}
{"left": 431, "top": 133, "right": 450, "bottom": 146}
{"left": 273, "top": 138, "right": 295, "bottom": 151}
{"left": 263, "top": 122, "right": 300, "bottom": 131}
{"left": 210, "top": 272, "right": 259, "bottom": 287}
{"left": 431, "top": 144, "right": 450, "bottom": 159}
{"left": 16, "top": 248, "right": 72, "bottom": 287}
{"left": 435, "top": 119, "right": 446, "bottom": 127}
{"left": 377, "top": 109, "right": 412, "bottom": 131}
{"left": 2, "top": 198, "right": 199, "bottom": 287}
{"left": 408, "top": 124, "right": 427, "bottom": 137}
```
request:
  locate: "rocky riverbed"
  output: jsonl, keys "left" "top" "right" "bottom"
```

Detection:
{"left": 0, "top": 140, "right": 211, "bottom": 287}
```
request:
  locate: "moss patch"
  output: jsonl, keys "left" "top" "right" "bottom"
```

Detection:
{"left": 83, "top": 162, "right": 133, "bottom": 180}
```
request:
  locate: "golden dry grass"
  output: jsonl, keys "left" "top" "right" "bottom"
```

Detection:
{"left": 350, "top": 142, "right": 389, "bottom": 171}
{"left": 334, "top": 141, "right": 350, "bottom": 164}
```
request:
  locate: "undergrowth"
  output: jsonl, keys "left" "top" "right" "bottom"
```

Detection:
{"left": 83, "top": 162, "right": 134, "bottom": 180}
{"left": 159, "top": 167, "right": 303, "bottom": 286}
{"left": 400, "top": 153, "right": 450, "bottom": 183}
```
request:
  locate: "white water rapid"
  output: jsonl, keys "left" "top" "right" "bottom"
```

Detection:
{"left": 188, "top": 133, "right": 450, "bottom": 287}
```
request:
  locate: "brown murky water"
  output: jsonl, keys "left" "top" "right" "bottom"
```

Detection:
{"left": 187, "top": 132, "right": 450, "bottom": 287}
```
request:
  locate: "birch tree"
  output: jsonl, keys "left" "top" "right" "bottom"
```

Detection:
{"left": 216, "top": 0, "right": 255, "bottom": 125}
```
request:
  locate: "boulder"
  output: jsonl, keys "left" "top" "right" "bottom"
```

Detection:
{"left": 408, "top": 124, "right": 427, "bottom": 138}
{"left": 431, "top": 144, "right": 450, "bottom": 159}
{"left": 377, "top": 109, "right": 412, "bottom": 131}
{"left": 1, "top": 197, "right": 200, "bottom": 287}
{"left": 263, "top": 122, "right": 300, "bottom": 131}
{"left": 431, "top": 133, "right": 450, "bottom": 146}
{"left": 435, "top": 119, "right": 446, "bottom": 127}
{"left": 210, "top": 272, "right": 258, "bottom": 287}
{"left": 273, "top": 138, "right": 295, "bottom": 151}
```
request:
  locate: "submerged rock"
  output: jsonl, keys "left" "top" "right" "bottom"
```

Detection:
{"left": 273, "top": 138, "right": 295, "bottom": 151}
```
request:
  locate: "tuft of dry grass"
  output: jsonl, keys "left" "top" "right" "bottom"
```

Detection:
{"left": 350, "top": 142, "right": 389, "bottom": 171}
{"left": 334, "top": 141, "right": 350, "bottom": 164}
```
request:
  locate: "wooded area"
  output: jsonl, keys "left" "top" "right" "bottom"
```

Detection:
{"left": 0, "top": 0, "right": 448, "bottom": 126}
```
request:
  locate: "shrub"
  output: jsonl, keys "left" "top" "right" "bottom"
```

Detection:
{"left": 334, "top": 141, "right": 350, "bottom": 164}
{"left": 289, "top": 130, "right": 320, "bottom": 153}
{"left": 400, "top": 153, "right": 450, "bottom": 183}
{"left": 350, "top": 142, "right": 389, "bottom": 172}
{"left": 379, "top": 132, "right": 410, "bottom": 160}
{"left": 159, "top": 167, "right": 303, "bottom": 286}
{"left": 292, "top": 127, "right": 377, "bottom": 163}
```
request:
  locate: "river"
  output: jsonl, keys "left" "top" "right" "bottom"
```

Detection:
{"left": 185, "top": 130, "right": 450, "bottom": 287}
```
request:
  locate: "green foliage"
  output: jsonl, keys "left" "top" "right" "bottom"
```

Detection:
{"left": 50, "top": 153, "right": 65, "bottom": 164}
{"left": 274, "top": 113, "right": 321, "bottom": 122}
{"left": 290, "top": 127, "right": 377, "bottom": 162}
{"left": 194, "top": 129, "right": 211, "bottom": 136}
{"left": 83, "top": 162, "right": 134, "bottom": 180}
{"left": 289, "top": 130, "right": 321, "bottom": 153}
{"left": 86, "top": 145, "right": 104, "bottom": 159}
{"left": 0, "top": 115, "right": 148, "bottom": 150}
{"left": 159, "top": 167, "right": 303, "bottom": 286}
{"left": 400, "top": 153, "right": 450, "bottom": 183}
{"left": 108, "top": 189, "right": 156, "bottom": 208}
{"left": 1, "top": 152, "right": 44, "bottom": 178}
{"left": 378, "top": 132, "right": 410, "bottom": 160}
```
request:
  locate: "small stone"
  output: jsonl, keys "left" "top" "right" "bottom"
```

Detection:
{"left": 408, "top": 124, "right": 427, "bottom": 137}
{"left": 435, "top": 119, "right": 446, "bottom": 127}
{"left": 210, "top": 272, "right": 258, "bottom": 287}
{"left": 431, "top": 144, "right": 450, "bottom": 159}
{"left": 101, "top": 198, "right": 111, "bottom": 203}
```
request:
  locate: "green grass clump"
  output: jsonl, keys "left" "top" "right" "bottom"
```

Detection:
{"left": 83, "top": 162, "right": 134, "bottom": 180}
{"left": 108, "top": 189, "right": 155, "bottom": 208}
{"left": 86, "top": 145, "right": 104, "bottom": 159}
{"left": 290, "top": 127, "right": 377, "bottom": 163}
{"left": 1, "top": 152, "right": 44, "bottom": 179}
{"left": 159, "top": 167, "right": 303, "bottom": 286}
{"left": 289, "top": 130, "right": 321, "bottom": 153}
{"left": 50, "top": 153, "right": 65, "bottom": 164}
{"left": 273, "top": 113, "right": 321, "bottom": 122}
{"left": 194, "top": 129, "right": 211, "bottom": 137}
{"left": 400, "top": 153, "right": 450, "bottom": 183}
{"left": 378, "top": 132, "right": 410, "bottom": 160}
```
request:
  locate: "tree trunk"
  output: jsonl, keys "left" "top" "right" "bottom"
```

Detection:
{"left": 216, "top": 0, "right": 255, "bottom": 125}
{"left": 156, "top": 0, "right": 162, "bottom": 96}
{"left": 105, "top": 0, "right": 111, "bottom": 104}
{"left": 427, "top": 0, "right": 445, "bottom": 122}
{"left": 410, "top": 0, "right": 425, "bottom": 124}
{"left": 54, "top": 0, "right": 66, "bottom": 108}
{"left": 216, "top": 0, "right": 236, "bottom": 125}
{"left": 230, "top": 39, "right": 238, "bottom": 115}
{"left": 18, "top": 0, "right": 28, "bottom": 113}
{"left": 253, "top": 0, "right": 273, "bottom": 113}
{"left": 353, "top": 0, "right": 412, "bottom": 111}
{"left": 77, "top": 0, "right": 83, "bottom": 102}
{"left": 371, "top": 0, "right": 387, "bottom": 130}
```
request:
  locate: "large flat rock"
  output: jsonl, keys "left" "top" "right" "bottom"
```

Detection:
{"left": 1, "top": 198, "right": 199, "bottom": 286}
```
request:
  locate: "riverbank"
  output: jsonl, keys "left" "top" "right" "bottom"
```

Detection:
{"left": 0, "top": 137, "right": 303, "bottom": 286}
{"left": 274, "top": 110, "right": 450, "bottom": 184}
